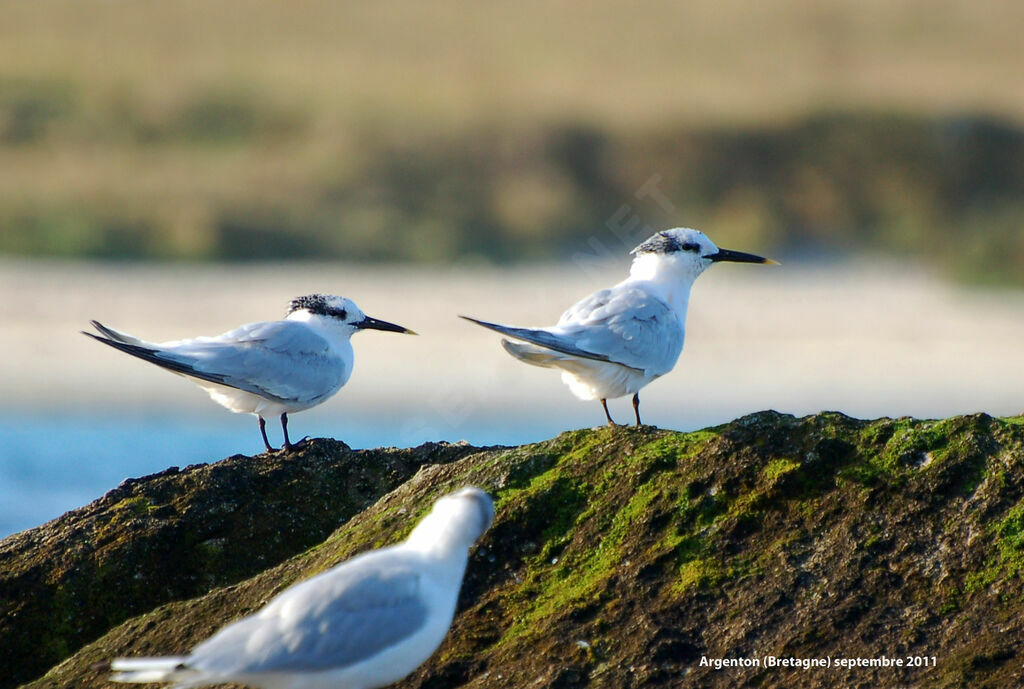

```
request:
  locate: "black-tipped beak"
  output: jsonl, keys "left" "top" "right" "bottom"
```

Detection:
{"left": 356, "top": 315, "right": 417, "bottom": 335}
{"left": 706, "top": 248, "right": 778, "bottom": 265}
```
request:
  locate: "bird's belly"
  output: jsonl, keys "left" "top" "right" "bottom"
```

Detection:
{"left": 195, "top": 381, "right": 315, "bottom": 417}
{"left": 558, "top": 360, "right": 652, "bottom": 400}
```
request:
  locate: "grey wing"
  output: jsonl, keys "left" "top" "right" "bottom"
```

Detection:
{"left": 87, "top": 320, "right": 346, "bottom": 403}
{"left": 555, "top": 287, "right": 683, "bottom": 375}
{"left": 460, "top": 316, "right": 619, "bottom": 366}
{"left": 173, "top": 321, "right": 348, "bottom": 403}
{"left": 190, "top": 557, "right": 429, "bottom": 674}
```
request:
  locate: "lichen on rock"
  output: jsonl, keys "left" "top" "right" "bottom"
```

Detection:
{"left": 5, "top": 411, "right": 1024, "bottom": 689}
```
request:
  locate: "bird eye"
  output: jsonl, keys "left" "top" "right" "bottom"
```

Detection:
{"left": 334, "top": 309, "right": 347, "bottom": 320}
{"left": 681, "top": 242, "right": 701, "bottom": 253}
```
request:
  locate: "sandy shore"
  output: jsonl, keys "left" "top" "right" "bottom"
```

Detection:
{"left": 2, "top": 257, "right": 1022, "bottom": 438}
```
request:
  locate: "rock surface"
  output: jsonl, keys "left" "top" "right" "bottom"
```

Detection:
{"left": 4, "top": 411, "right": 1024, "bottom": 689}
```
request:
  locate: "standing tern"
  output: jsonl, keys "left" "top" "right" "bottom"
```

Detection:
{"left": 462, "top": 228, "right": 775, "bottom": 426}
{"left": 109, "top": 486, "right": 494, "bottom": 689}
{"left": 84, "top": 294, "right": 416, "bottom": 452}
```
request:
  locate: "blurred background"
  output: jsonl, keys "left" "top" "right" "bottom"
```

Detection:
{"left": 1, "top": 0, "right": 1023, "bottom": 536}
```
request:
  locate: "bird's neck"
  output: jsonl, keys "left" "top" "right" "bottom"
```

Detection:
{"left": 404, "top": 515, "right": 473, "bottom": 568}
{"left": 626, "top": 254, "right": 698, "bottom": 319}
{"left": 286, "top": 311, "right": 354, "bottom": 347}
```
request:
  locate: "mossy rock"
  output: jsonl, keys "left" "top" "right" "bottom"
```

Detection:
{"left": 6, "top": 411, "right": 1024, "bottom": 689}
{"left": 0, "top": 440, "right": 482, "bottom": 689}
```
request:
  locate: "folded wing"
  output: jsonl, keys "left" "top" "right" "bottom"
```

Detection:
{"left": 462, "top": 285, "right": 682, "bottom": 376}
{"left": 84, "top": 320, "right": 347, "bottom": 404}
{"left": 554, "top": 286, "right": 683, "bottom": 375}
{"left": 190, "top": 554, "right": 429, "bottom": 675}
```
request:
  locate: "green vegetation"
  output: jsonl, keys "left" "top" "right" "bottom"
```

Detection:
{"left": 2, "top": 105, "right": 1022, "bottom": 286}
{"left": 8, "top": 410, "right": 1024, "bottom": 688}
{"left": 0, "top": 1, "right": 1022, "bottom": 283}
{"left": 995, "top": 501, "right": 1024, "bottom": 576}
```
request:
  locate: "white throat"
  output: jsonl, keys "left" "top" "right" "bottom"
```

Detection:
{"left": 626, "top": 252, "right": 705, "bottom": 317}
{"left": 404, "top": 510, "right": 475, "bottom": 564}
{"left": 287, "top": 310, "right": 356, "bottom": 343}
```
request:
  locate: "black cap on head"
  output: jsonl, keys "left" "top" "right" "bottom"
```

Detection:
{"left": 632, "top": 231, "right": 702, "bottom": 256}
{"left": 288, "top": 294, "right": 332, "bottom": 316}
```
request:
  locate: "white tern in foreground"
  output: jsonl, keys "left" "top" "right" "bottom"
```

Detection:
{"left": 109, "top": 486, "right": 494, "bottom": 689}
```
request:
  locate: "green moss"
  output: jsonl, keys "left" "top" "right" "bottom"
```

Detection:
{"left": 938, "top": 587, "right": 962, "bottom": 615}
{"left": 839, "top": 418, "right": 962, "bottom": 486}
{"left": 994, "top": 501, "right": 1024, "bottom": 576}
{"left": 500, "top": 475, "right": 660, "bottom": 643}
{"left": 726, "top": 489, "right": 767, "bottom": 520}
{"left": 954, "top": 497, "right": 1024, "bottom": 606}
{"left": 762, "top": 458, "right": 800, "bottom": 483}
{"left": 17, "top": 412, "right": 1024, "bottom": 689}
{"left": 629, "top": 430, "right": 717, "bottom": 468}
{"left": 675, "top": 488, "right": 728, "bottom": 529}
{"left": 100, "top": 496, "right": 156, "bottom": 521}
{"left": 964, "top": 561, "right": 1001, "bottom": 595}
{"left": 756, "top": 532, "right": 800, "bottom": 567}
{"left": 93, "top": 496, "right": 157, "bottom": 544}
{"left": 491, "top": 428, "right": 715, "bottom": 648}
{"left": 673, "top": 557, "right": 726, "bottom": 593}
{"left": 122, "top": 496, "right": 155, "bottom": 515}
{"left": 987, "top": 467, "right": 1008, "bottom": 491}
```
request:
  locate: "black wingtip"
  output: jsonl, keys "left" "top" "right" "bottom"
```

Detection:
{"left": 459, "top": 315, "right": 490, "bottom": 328}
{"left": 459, "top": 315, "right": 509, "bottom": 335}
{"left": 83, "top": 321, "right": 120, "bottom": 344}
{"left": 459, "top": 314, "right": 499, "bottom": 327}
{"left": 88, "top": 319, "right": 127, "bottom": 342}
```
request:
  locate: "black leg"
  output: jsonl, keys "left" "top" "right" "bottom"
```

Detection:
{"left": 632, "top": 393, "right": 642, "bottom": 427}
{"left": 281, "top": 413, "right": 293, "bottom": 451}
{"left": 258, "top": 416, "right": 274, "bottom": 452}
{"left": 601, "top": 399, "right": 616, "bottom": 427}
{"left": 280, "top": 413, "right": 308, "bottom": 452}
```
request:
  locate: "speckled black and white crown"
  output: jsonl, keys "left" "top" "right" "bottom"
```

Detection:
{"left": 287, "top": 294, "right": 349, "bottom": 319}
{"left": 631, "top": 230, "right": 701, "bottom": 255}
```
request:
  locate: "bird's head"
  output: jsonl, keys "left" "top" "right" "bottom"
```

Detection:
{"left": 629, "top": 228, "right": 776, "bottom": 283}
{"left": 407, "top": 486, "right": 495, "bottom": 553}
{"left": 286, "top": 294, "right": 416, "bottom": 335}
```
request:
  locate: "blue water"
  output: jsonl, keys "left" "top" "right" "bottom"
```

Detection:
{"left": 0, "top": 409, "right": 573, "bottom": 539}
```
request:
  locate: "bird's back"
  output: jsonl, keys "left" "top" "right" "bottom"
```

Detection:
{"left": 188, "top": 546, "right": 449, "bottom": 680}
{"left": 554, "top": 284, "right": 683, "bottom": 376}
{"left": 90, "top": 319, "right": 351, "bottom": 408}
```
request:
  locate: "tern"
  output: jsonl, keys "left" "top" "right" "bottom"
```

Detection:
{"left": 462, "top": 228, "right": 775, "bottom": 426}
{"left": 84, "top": 294, "right": 416, "bottom": 452}
{"left": 109, "top": 486, "right": 494, "bottom": 689}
